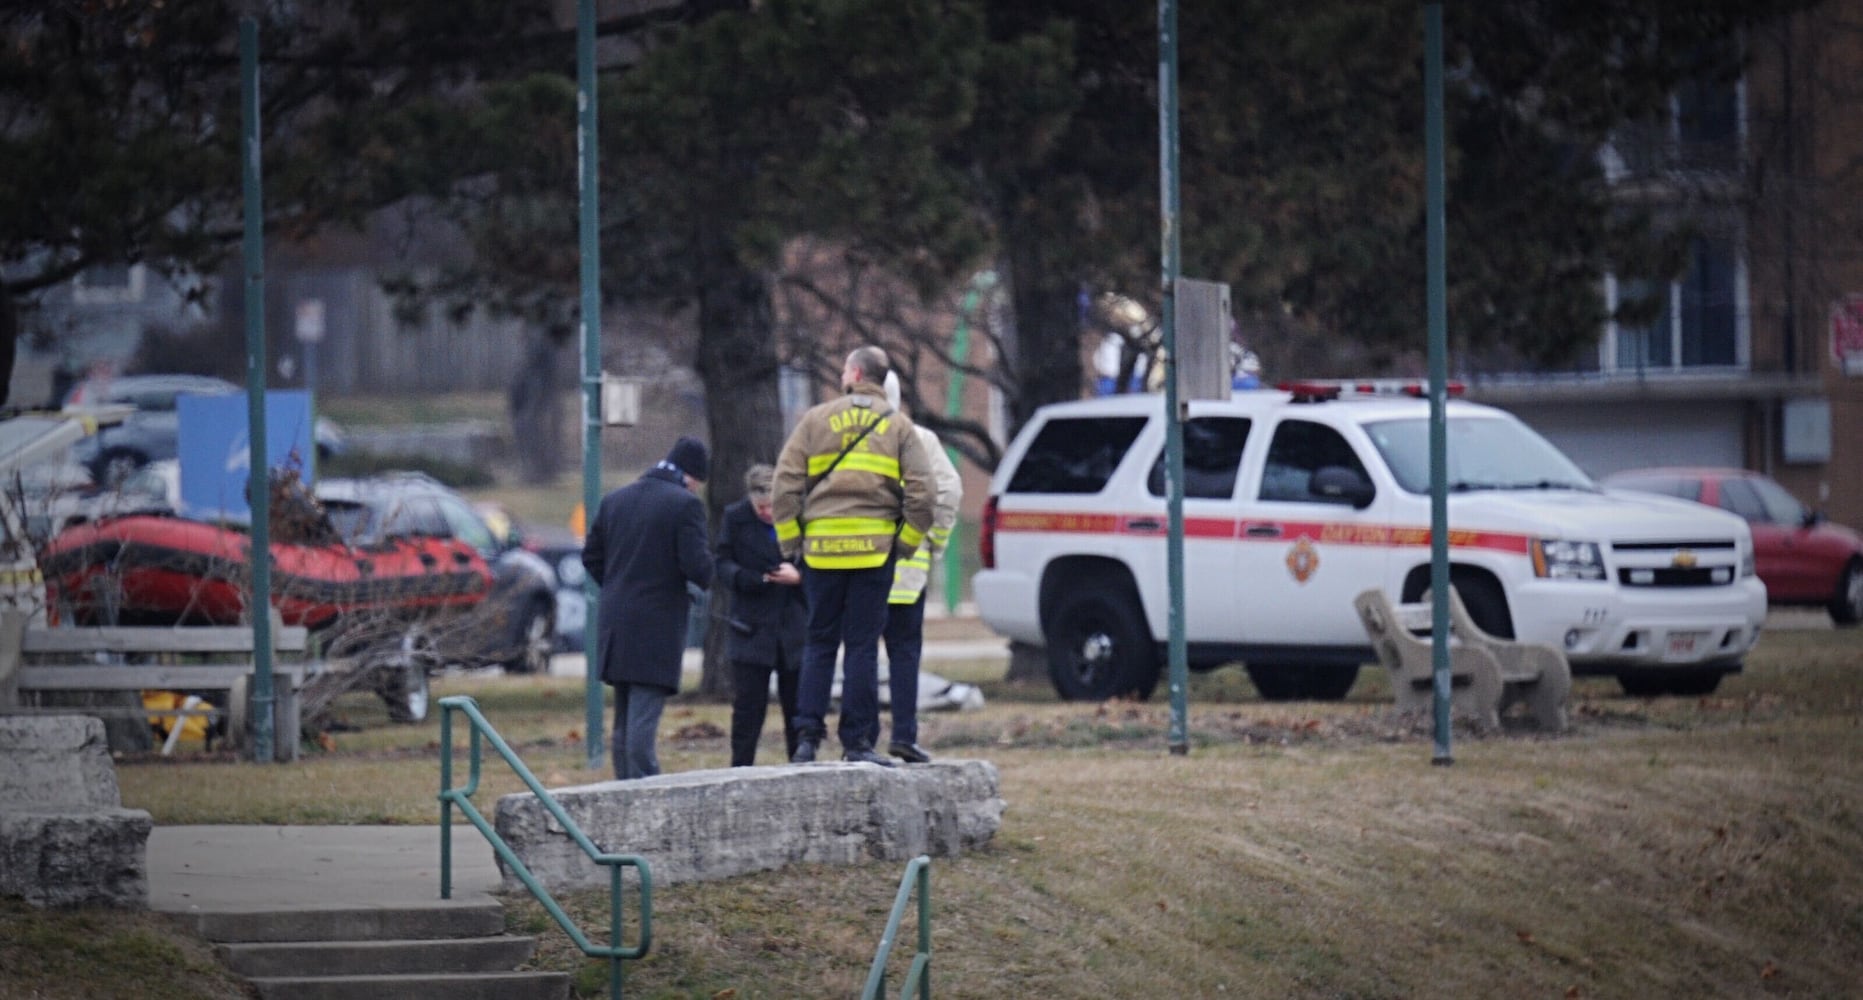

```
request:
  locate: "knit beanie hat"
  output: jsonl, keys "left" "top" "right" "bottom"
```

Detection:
{"left": 664, "top": 436, "right": 709, "bottom": 482}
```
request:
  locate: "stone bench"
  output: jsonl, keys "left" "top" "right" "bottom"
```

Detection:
{"left": 1354, "top": 588, "right": 1569, "bottom": 732}
{"left": 0, "top": 715, "right": 153, "bottom": 908}
{"left": 493, "top": 760, "right": 1004, "bottom": 892}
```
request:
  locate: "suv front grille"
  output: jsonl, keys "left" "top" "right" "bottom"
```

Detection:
{"left": 1616, "top": 567, "right": 1735, "bottom": 588}
{"left": 1609, "top": 539, "right": 1739, "bottom": 588}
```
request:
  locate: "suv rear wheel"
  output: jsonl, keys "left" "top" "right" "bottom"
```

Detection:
{"left": 1045, "top": 578, "right": 1160, "bottom": 701}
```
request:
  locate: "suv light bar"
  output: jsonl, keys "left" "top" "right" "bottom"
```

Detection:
{"left": 1276, "top": 379, "right": 1466, "bottom": 403}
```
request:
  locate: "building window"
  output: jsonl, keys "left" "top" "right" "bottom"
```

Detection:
{"left": 1604, "top": 236, "right": 1746, "bottom": 373}
{"left": 1600, "top": 75, "right": 1745, "bottom": 181}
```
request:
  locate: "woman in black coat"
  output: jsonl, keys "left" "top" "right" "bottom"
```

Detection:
{"left": 714, "top": 464, "right": 807, "bottom": 765}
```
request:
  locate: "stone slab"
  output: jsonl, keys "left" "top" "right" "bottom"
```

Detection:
{"left": 493, "top": 760, "right": 1004, "bottom": 892}
{"left": 0, "top": 714, "right": 125, "bottom": 809}
{"left": 0, "top": 714, "right": 152, "bottom": 908}
{"left": 0, "top": 808, "right": 152, "bottom": 908}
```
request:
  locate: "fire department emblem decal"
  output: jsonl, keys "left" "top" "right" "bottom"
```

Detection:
{"left": 1285, "top": 538, "right": 1319, "bottom": 584}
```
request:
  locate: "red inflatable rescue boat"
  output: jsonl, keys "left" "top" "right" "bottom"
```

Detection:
{"left": 39, "top": 513, "right": 493, "bottom": 629}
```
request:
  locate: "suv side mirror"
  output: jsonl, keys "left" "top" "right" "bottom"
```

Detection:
{"left": 1311, "top": 465, "right": 1375, "bottom": 509}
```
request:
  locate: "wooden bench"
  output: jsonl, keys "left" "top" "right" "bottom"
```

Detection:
{"left": 4, "top": 622, "right": 315, "bottom": 762}
{"left": 1353, "top": 589, "right": 1569, "bottom": 732}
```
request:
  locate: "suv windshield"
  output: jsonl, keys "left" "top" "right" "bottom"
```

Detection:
{"left": 1364, "top": 416, "right": 1595, "bottom": 495}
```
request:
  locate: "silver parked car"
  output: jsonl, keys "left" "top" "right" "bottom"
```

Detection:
{"left": 66, "top": 374, "right": 346, "bottom": 486}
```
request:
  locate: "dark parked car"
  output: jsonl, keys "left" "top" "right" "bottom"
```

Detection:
{"left": 65, "top": 374, "right": 345, "bottom": 486}
{"left": 1603, "top": 467, "right": 1863, "bottom": 625}
{"left": 471, "top": 501, "right": 710, "bottom": 653}
{"left": 316, "top": 473, "right": 558, "bottom": 673}
{"left": 473, "top": 502, "right": 588, "bottom": 654}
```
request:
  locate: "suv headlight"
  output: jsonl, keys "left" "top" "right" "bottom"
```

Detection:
{"left": 1741, "top": 547, "right": 1756, "bottom": 579}
{"left": 1532, "top": 539, "right": 1605, "bottom": 581}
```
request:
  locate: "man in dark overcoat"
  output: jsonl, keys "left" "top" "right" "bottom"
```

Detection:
{"left": 582, "top": 436, "right": 713, "bottom": 779}
{"left": 715, "top": 463, "right": 807, "bottom": 765}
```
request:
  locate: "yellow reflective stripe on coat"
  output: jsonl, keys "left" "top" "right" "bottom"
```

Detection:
{"left": 774, "top": 519, "right": 801, "bottom": 542}
{"left": 800, "top": 516, "right": 898, "bottom": 570}
{"left": 806, "top": 451, "right": 901, "bottom": 479}
{"left": 808, "top": 552, "right": 891, "bottom": 569}
{"left": 889, "top": 548, "right": 933, "bottom": 603}
{"left": 836, "top": 452, "right": 900, "bottom": 478}
{"left": 802, "top": 535, "right": 890, "bottom": 569}
{"left": 928, "top": 525, "right": 951, "bottom": 550}
{"left": 807, "top": 516, "right": 897, "bottom": 536}
{"left": 896, "top": 523, "right": 925, "bottom": 550}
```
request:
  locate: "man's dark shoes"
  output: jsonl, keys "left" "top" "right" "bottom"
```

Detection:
{"left": 888, "top": 742, "right": 932, "bottom": 764}
{"left": 790, "top": 739, "right": 819, "bottom": 764}
{"left": 843, "top": 746, "right": 897, "bottom": 767}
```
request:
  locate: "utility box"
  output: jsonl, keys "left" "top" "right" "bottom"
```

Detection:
{"left": 1175, "top": 277, "right": 1232, "bottom": 404}
{"left": 601, "top": 374, "right": 642, "bottom": 427}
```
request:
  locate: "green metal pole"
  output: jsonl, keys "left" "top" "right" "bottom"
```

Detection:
{"left": 577, "top": 0, "right": 606, "bottom": 771}
{"left": 942, "top": 270, "right": 994, "bottom": 615}
{"left": 1160, "top": 0, "right": 1188, "bottom": 756}
{"left": 1424, "top": 3, "right": 1453, "bottom": 766}
{"left": 240, "top": 17, "right": 275, "bottom": 764}
{"left": 439, "top": 705, "right": 453, "bottom": 899}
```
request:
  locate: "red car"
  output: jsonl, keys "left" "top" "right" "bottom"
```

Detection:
{"left": 1603, "top": 467, "right": 1863, "bottom": 626}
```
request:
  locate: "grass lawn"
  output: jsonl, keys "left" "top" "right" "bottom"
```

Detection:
{"left": 10, "top": 627, "right": 1862, "bottom": 998}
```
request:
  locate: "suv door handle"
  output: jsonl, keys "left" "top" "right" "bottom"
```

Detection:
{"left": 1244, "top": 523, "right": 1282, "bottom": 538}
{"left": 1125, "top": 518, "right": 1164, "bottom": 533}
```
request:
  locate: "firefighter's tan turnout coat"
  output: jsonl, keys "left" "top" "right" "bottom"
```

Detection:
{"left": 772, "top": 381, "right": 935, "bottom": 570}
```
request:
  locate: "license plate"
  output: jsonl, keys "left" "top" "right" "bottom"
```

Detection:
{"left": 1665, "top": 631, "right": 1705, "bottom": 658}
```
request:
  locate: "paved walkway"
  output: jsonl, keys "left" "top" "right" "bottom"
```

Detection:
{"left": 149, "top": 825, "right": 504, "bottom": 915}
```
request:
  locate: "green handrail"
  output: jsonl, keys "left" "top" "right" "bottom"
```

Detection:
{"left": 438, "top": 695, "right": 651, "bottom": 1000}
{"left": 861, "top": 855, "right": 932, "bottom": 1000}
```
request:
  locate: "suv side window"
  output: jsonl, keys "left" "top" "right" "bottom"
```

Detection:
{"left": 1006, "top": 416, "right": 1147, "bottom": 494}
{"left": 1147, "top": 417, "right": 1251, "bottom": 498}
{"left": 1258, "top": 419, "right": 1371, "bottom": 504}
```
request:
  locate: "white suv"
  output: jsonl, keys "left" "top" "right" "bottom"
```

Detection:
{"left": 974, "top": 385, "right": 1766, "bottom": 701}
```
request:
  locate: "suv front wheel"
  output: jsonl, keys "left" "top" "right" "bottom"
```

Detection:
{"left": 1045, "top": 578, "right": 1160, "bottom": 701}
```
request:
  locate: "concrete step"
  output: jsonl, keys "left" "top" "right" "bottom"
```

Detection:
{"left": 185, "top": 901, "right": 506, "bottom": 943}
{"left": 248, "top": 970, "right": 571, "bottom": 1000}
{"left": 218, "top": 935, "right": 538, "bottom": 978}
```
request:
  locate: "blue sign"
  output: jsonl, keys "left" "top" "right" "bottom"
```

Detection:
{"left": 177, "top": 391, "right": 316, "bottom": 521}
